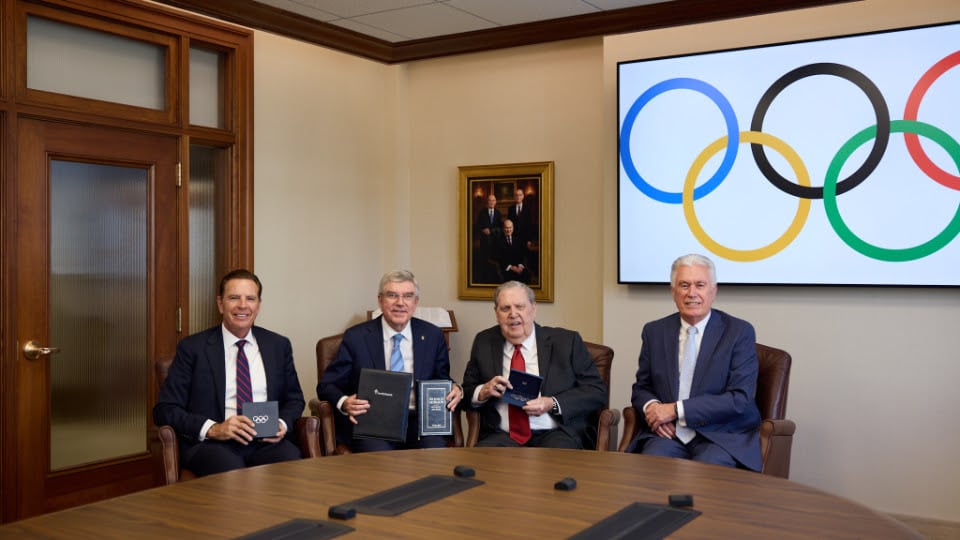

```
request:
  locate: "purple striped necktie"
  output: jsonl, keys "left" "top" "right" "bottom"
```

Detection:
{"left": 236, "top": 339, "right": 253, "bottom": 408}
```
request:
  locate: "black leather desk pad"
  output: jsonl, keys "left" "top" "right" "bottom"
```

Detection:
{"left": 341, "top": 474, "right": 484, "bottom": 516}
{"left": 235, "top": 518, "right": 353, "bottom": 539}
{"left": 568, "top": 502, "right": 700, "bottom": 540}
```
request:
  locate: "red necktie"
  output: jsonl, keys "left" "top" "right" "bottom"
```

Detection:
{"left": 508, "top": 344, "right": 531, "bottom": 445}
{"left": 236, "top": 339, "right": 253, "bottom": 409}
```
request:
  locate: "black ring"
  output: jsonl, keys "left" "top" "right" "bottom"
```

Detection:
{"left": 750, "top": 62, "right": 890, "bottom": 199}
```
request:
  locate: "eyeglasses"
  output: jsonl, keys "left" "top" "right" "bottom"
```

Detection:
{"left": 381, "top": 292, "right": 417, "bottom": 301}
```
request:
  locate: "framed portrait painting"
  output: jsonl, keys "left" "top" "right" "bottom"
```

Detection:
{"left": 458, "top": 161, "right": 554, "bottom": 302}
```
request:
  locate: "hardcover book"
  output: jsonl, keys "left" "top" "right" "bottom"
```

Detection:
{"left": 502, "top": 369, "right": 543, "bottom": 408}
{"left": 355, "top": 368, "right": 414, "bottom": 442}
{"left": 241, "top": 400, "right": 279, "bottom": 439}
{"left": 418, "top": 380, "right": 453, "bottom": 437}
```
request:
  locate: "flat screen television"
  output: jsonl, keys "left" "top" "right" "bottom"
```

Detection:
{"left": 617, "top": 21, "right": 960, "bottom": 286}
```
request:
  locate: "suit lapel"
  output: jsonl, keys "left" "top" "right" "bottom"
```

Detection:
{"left": 692, "top": 311, "right": 724, "bottom": 392}
{"left": 365, "top": 318, "right": 387, "bottom": 370}
{"left": 488, "top": 330, "right": 506, "bottom": 377}
{"left": 411, "top": 320, "right": 428, "bottom": 380}
{"left": 205, "top": 329, "right": 227, "bottom": 419}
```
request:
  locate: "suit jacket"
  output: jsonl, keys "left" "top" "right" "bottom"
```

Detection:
{"left": 316, "top": 316, "right": 451, "bottom": 443}
{"left": 495, "top": 233, "right": 531, "bottom": 283}
{"left": 461, "top": 324, "right": 607, "bottom": 448}
{"left": 153, "top": 325, "right": 306, "bottom": 455}
{"left": 507, "top": 203, "right": 535, "bottom": 240}
{"left": 627, "top": 309, "right": 761, "bottom": 471}
{"left": 475, "top": 207, "right": 503, "bottom": 237}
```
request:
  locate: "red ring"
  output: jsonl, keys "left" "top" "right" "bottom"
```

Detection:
{"left": 903, "top": 50, "right": 960, "bottom": 190}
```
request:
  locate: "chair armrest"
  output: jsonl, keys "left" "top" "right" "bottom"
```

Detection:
{"left": 450, "top": 409, "right": 465, "bottom": 448}
{"left": 760, "top": 418, "right": 796, "bottom": 479}
{"left": 157, "top": 425, "right": 180, "bottom": 485}
{"left": 465, "top": 410, "right": 480, "bottom": 447}
{"left": 618, "top": 406, "right": 640, "bottom": 453}
{"left": 596, "top": 407, "right": 621, "bottom": 451}
{"left": 295, "top": 416, "right": 322, "bottom": 458}
{"left": 761, "top": 418, "right": 796, "bottom": 437}
{"left": 308, "top": 398, "right": 340, "bottom": 456}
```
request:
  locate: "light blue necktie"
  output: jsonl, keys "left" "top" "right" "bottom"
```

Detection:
{"left": 676, "top": 326, "right": 698, "bottom": 444}
{"left": 389, "top": 333, "right": 404, "bottom": 372}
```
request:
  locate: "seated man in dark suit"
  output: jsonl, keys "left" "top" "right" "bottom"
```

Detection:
{"left": 461, "top": 281, "right": 606, "bottom": 448}
{"left": 154, "top": 269, "right": 305, "bottom": 476}
{"left": 626, "top": 253, "right": 761, "bottom": 470}
{"left": 496, "top": 219, "right": 531, "bottom": 283}
{"left": 317, "top": 270, "right": 464, "bottom": 452}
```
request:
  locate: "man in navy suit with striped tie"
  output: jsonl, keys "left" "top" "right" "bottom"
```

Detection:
{"left": 154, "top": 269, "right": 305, "bottom": 476}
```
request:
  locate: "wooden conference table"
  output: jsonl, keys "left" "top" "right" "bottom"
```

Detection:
{"left": 0, "top": 447, "right": 919, "bottom": 539}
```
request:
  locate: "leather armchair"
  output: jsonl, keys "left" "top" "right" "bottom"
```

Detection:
{"left": 465, "top": 341, "right": 621, "bottom": 450}
{"left": 308, "top": 333, "right": 464, "bottom": 455}
{"left": 154, "top": 355, "right": 323, "bottom": 485}
{"left": 618, "top": 342, "right": 796, "bottom": 478}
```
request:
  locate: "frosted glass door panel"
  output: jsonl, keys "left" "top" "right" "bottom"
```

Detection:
{"left": 49, "top": 160, "right": 148, "bottom": 470}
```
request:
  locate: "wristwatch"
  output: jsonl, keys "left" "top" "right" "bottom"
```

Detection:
{"left": 551, "top": 397, "right": 561, "bottom": 415}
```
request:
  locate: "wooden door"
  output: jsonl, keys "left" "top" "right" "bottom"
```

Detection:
{"left": 10, "top": 118, "right": 178, "bottom": 519}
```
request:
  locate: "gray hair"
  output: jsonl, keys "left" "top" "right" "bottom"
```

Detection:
{"left": 670, "top": 254, "right": 717, "bottom": 286}
{"left": 494, "top": 280, "right": 535, "bottom": 307}
{"left": 378, "top": 269, "right": 420, "bottom": 297}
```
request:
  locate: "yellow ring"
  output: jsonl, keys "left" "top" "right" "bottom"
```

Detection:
{"left": 683, "top": 131, "right": 812, "bottom": 262}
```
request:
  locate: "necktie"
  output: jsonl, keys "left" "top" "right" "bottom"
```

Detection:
{"left": 507, "top": 235, "right": 512, "bottom": 246}
{"left": 488, "top": 209, "right": 494, "bottom": 223}
{"left": 676, "top": 326, "right": 698, "bottom": 444}
{"left": 390, "top": 334, "right": 404, "bottom": 372}
{"left": 508, "top": 344, "right": 531, "bottom": 445}
{"left": 236, "top": 339, "right": 252, "bottom": 409}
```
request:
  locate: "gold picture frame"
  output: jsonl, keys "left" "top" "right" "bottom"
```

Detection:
{"left": 458, "top": 161, "right": 554, "bottom": 302}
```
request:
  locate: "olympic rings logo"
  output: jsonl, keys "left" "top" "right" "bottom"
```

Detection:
{"left": 251, "top": 415, "right": 271, "bottom": 424}
{"left": 619, "top": 52, "right": 960, "bottom": 262}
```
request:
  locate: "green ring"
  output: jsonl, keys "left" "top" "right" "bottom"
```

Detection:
{"left": 824, "top": 119, "right": 960, "bottom": 261}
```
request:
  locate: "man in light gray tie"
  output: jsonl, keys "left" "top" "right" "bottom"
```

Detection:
{"left": 316, "top": 270, "right": 464, "bottom": 452}
{"left": 625, "top": 254, "right": 762, "bottom": 471}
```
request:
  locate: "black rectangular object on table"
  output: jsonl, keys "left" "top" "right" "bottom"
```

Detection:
{"left": 501, "top": 369, "right": 543, "bottom": 407}
{"left": 340, "top": 474, "right": 484, "bottom": 516}
{"left": 568, "top": 502, "right": 701, "bottom": 540}
{"left": 240, "top": 400, "right": 279, "bottom": 439}
{"left": 235, "top": 518, "right": 353, "bottom": 539}
{"left": 354, "top": 368, "right": 413, "bottom": 442}
{"left": 418, "top": 379, "right": 453, "bottom": 436}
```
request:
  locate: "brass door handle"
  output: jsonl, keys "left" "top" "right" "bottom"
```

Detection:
{"left": 23, "top": 340, "right": 61, "bottom": 360}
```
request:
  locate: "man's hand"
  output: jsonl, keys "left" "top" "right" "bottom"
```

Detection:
{"left": 341, "top": 394, "right": 370, "bottom": 425}
{"left": 446, "top": 384, "right": 464, "bottom": 410}
{"left": 261, "top": 421, "right": 288, "bottom": 444}
{"left": 522, "top": 396, "right": 554, "bottom": 416}
{"left": 645, "top": 402, "right": 679, "bottom": 437}
{"left": 208, "top": 415, "right": 257, "bottom": 444}
{"left": 479, "top": 375, "right": 511, "bottom": 401}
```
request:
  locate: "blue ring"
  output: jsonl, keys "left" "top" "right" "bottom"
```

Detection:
{"left": 619, "top": 78, "right": 739, "bottom": 204}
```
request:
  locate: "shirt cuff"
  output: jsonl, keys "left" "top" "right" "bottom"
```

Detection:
{"left": 676, "top": 400, "right": 687, "bottom": 427}
{"left": 471, "top": 386, "right": 486, "bottom": 406}
{"left": 336, "top": 395, "right": 349, "bottom": 415}
{"left": 199, "top": 419, "right": 215, "bottom": 441}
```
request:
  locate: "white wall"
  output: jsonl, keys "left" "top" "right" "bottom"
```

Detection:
{"left": 253, "top": 32, "right": 403, "bottom": 399}
{"left": 252, "top": 0, "right": 959, "bottom": 522}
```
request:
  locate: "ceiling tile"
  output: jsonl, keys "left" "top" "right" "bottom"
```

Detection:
{"left": 352, "top": 3, "right": 496, "bottom": 40}
{"left": 447, "top": 0, "right": 598, "bottom": 26}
